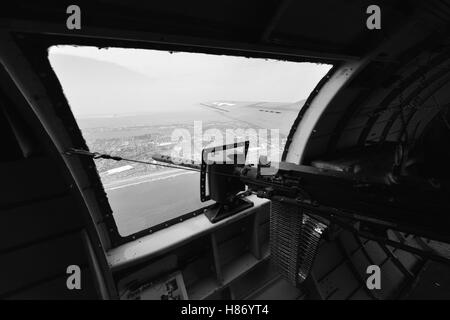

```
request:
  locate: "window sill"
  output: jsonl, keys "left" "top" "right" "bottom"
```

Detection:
{"left": 106, "top": 195, "right": 270, "bottom": 271}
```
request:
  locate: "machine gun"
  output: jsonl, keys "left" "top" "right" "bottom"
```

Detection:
{"left": 152, "top": 142, "right": 450, "bottom": 285}
{"left": 67, "top": 142, "right": 450, "bottom": 286}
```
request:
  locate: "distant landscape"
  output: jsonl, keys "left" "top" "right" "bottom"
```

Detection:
{"left": 48, "top": 47, "right": 328, "bottom": 236}
{"left": 78, "top": 112, "right": 273, "bottom": 235}
{"left": 78, "top": 112, "right": 262, "bottom": 179}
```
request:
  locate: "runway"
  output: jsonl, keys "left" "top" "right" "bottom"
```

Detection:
{"left": 104, "top": 169, "right": 209, "bottom": 236}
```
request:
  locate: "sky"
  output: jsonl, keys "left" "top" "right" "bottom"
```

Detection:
{"left": 48, "top": 45, "right": 332, "bottom": 117}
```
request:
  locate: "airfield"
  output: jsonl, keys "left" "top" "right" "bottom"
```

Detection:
{"left": 104, "top": 168, "right": 207, "bottom": 236}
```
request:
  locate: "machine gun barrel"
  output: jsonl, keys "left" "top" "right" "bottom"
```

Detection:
{"left": 151, "top": 153, "right": 202, "bottom": 170}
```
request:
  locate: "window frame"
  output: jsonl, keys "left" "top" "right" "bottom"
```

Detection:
{"left": 15, "top": 32, "right": 337, "bottom": 247}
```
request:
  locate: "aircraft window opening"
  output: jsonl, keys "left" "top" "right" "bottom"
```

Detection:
{"left": 48, "top": 45, "right": 332, "bottom": 240}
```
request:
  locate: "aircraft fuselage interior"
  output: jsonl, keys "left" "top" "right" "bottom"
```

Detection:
{"left": 1, "top": 0, "right": 450, "bottom": 301}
